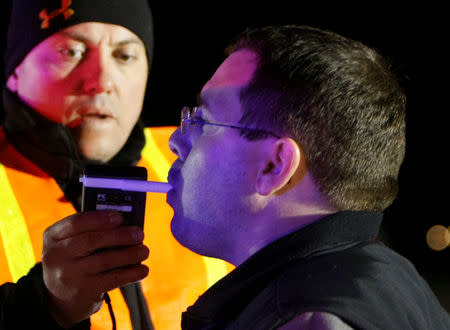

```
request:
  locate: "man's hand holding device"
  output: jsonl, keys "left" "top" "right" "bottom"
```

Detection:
{"left": 41, "top": 165, "right": 169, "bottom": 327}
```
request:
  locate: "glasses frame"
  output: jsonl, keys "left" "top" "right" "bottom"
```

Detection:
{"left": 180, "top": 106, "right": 280, "bottom": 139}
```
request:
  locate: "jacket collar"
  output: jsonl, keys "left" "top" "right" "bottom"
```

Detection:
{"left": 182, "top": 211, "right": 383, "bottom": 329}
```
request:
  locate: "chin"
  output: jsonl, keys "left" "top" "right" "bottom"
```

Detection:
{"left": 79, "top": 145, "right": 115, "bottom": 163}
{"left": 71, "top": 128, "right": 124, "bottom": 162}
{"left": 170, "top": 215, "right": 187, "bottom": 246}
{"left": 170, "top": 215, "right": 201, "bottom": 254}
{"left": 170, "top": 214, "right": 222, "bottom": 260}
{"left": 77, "top": 138, "right": 123, "bottom": 162}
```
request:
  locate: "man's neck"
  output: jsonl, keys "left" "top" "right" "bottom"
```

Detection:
{"left": 227, "top": 172, "right": 337, "bottom": 266}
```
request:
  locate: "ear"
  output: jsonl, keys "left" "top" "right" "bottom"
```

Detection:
{"left": 6, "top": 72, "right": 18, "bottom": 92}
{"left": 255, "top": 138, "right": 302, "bottom": 196}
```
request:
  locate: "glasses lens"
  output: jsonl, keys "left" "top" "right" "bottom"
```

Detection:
{"left": 181, "top": 106, "right": 191, "bottom": 133}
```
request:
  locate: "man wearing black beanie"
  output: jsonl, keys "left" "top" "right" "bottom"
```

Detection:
{"left": 0, "top": 1, "right": 232, "bottom": 329}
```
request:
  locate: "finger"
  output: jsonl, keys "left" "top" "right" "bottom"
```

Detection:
{"left": 80, "top": 244, "right": 149, "bottom": 275}
{"left": 45, "top": 211, "right": 123, "bottom": 242}
{"left": 56, "top": 226, "right": 145, "bottom": 258}
{"left": 94, "top": 264, "right": 149, "bottom": 293}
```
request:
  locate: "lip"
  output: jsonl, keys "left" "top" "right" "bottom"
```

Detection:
{"left": 66, "top": 108, "right": 116, "bottom": 128}
{"left": 166, "top": 188, "right": 175, "bottom": 203}
{"left": 79, "top": 107, "right": 115, "bottom": 119}
{"left": 167, "top": 165, "right": 180, "bottom": 188}
{"left": 82, "top": 113, "right": 113, "bottom": 119}
{"left": 167, "top": 163, "right": 183, "bottom": 207}
{"left": 66, "top": 115, "right": 115, "bottom": 129}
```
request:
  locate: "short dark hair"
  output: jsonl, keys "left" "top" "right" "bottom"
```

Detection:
{"left": 226, "top": 25, "right": 406, "bottom": 212}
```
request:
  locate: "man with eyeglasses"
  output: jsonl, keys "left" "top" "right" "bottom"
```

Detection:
{"left": 167, "top": 25, "right": 450, "bottom": 329}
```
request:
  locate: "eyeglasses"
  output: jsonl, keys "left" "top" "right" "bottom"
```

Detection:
{"left": 180, "top": 106, "right": 280, "bottom": 139}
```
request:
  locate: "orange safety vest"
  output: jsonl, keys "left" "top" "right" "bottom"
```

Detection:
{"left": 0, "top": 127, "right": 234, "bottom": 330}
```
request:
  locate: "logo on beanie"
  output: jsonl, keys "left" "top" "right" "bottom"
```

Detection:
{"left": 39, "top": 0, "right": 75, "bottom": 29}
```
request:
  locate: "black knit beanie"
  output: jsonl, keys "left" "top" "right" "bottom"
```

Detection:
{"left": 5, "top": 0, "right": 154, "bottom": 79}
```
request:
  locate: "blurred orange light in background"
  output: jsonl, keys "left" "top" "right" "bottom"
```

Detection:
{"left": 426, "top": 225, "right": 450, "bottom": 251}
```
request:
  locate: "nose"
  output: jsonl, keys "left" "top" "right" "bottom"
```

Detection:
{"left": 81, "top": 49, "right": 114, "bottom": 95}
{"left": 169, "top": 126, "right": 191, "bottom": 161}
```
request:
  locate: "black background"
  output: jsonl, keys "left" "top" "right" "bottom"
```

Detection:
{"left": 1, "top": 1, "right": 449, "bottom": 312}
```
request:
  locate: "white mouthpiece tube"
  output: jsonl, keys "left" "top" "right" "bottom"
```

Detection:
{"left": 79, "top": 175, "right": 172, "bottom": 193}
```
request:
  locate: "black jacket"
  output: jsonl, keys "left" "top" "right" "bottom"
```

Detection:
{"left": 182, "top": 211, "right": 450, "bottom": 330}
{"left": 0, "top": 264, "right": 90, "bottom": 330}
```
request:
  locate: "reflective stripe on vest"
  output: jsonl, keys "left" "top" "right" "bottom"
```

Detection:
{"left": 142, "top": 128, "right": 231, "bottom": 288}
{"left": 0, "top": 163, "right": 36, "bottom": 282}
{"left": 142, "top": 128, "right": 172, "bottom": 182}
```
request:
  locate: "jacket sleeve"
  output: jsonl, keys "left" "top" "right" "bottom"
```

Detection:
{"left": 0, "top": 263, "right": 90, "bottom": 330}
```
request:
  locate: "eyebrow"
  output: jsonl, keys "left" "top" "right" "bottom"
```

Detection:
{"left": 60, "top": 31, "right": 144, "bottom": 47}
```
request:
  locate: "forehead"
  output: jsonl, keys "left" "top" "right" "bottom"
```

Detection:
{"left": 202, "top": 49, "right": 258, "bottom": 91}
{"left": 41, "top": 21, "right": 144, "bottom": 46}
{"left": 200, "top": 49, "right": 258, "bottom": 121}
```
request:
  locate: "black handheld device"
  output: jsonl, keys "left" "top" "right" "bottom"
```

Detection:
{"left": 81, "top": 164, "right": 148, "bottom": 228}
